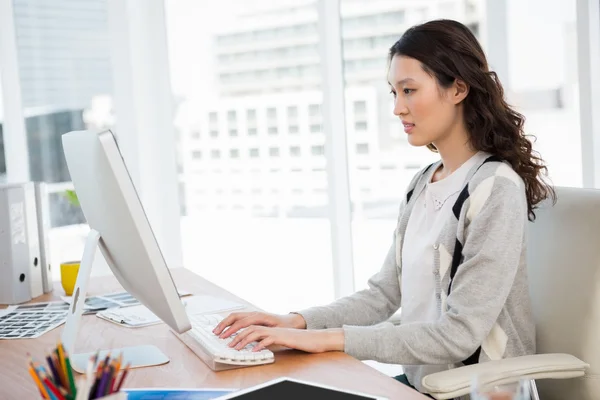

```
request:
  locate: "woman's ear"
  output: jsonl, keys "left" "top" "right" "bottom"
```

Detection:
{"left": 452, "top": 79, "right": 469, "bottom": 104}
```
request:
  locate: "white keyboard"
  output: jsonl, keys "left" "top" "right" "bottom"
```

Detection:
{"left": 173, "top": 313, "right": 275, "bottom": 371}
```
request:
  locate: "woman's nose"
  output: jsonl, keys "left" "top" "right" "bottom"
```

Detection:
{"left": 393, "top": 99, "right": 408, "bottom": 117}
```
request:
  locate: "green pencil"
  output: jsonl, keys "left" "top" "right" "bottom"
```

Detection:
{"left": 64, "top": 356, "right": 77, "bottom": 397}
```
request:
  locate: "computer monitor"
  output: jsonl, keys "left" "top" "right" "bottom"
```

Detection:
{"left": 60, "top": 129, "right": 191, "bottom": 371}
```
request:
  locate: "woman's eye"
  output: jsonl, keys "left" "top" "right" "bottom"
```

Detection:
{"left": 389, "top": 90, "right": 397, "bottom": 97}
{"left": 403, "top": 88, "right": 414, "bottom": 94}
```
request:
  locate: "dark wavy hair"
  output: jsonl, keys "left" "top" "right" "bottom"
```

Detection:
{"left": 389, "top": 19, "right": 555, "bottom": 220}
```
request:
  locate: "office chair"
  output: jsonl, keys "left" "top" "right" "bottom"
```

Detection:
{"left": 421, "top": 187, "right": 598, "bottom": 399}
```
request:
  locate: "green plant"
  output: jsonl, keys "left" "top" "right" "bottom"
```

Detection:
{"left": 64, "top": 189, "right": 80, "bottom": 207}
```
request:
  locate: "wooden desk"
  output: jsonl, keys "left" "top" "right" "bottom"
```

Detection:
{"left": 0, "top": 268, "right": 428, "bottom": 400}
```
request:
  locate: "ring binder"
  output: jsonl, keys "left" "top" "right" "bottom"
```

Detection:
{"left": 0, "top": 182, "right": 43, "bottom": 304}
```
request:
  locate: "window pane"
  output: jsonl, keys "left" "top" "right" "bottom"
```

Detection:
{"left": 167, "top": 0, "right": 333, "bottom": 312}
{"left": 10, "top": 0, "right": 115, "bottom": 280}
{"left": 505, "top": 0, "right": 580, "bottom": 187}
{"left": 340, "top": 0, "right": 477, "bottom": 290}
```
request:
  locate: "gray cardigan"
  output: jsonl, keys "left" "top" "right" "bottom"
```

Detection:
{"left": 297, "top": 156, "right": 536, "bottom": 392}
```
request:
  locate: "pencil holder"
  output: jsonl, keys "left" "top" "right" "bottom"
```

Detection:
{"left": 27, "top": 342, "right": 131, "bottom": 400}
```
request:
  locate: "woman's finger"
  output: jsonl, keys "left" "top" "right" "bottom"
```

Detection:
{"left": 234, "top": 328, "right": 266, "bottom": 350}
{"left": 253, "top": 337, "right": 275, "bottom": 352}
{"left": 213, "top": 312, "right": 246, "bottom": 335}
{"left": 227, "top": 325, "right": 251, "bottom": 347}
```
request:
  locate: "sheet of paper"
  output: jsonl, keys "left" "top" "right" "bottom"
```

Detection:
{"left": 97, "top": 304, "right": 162, "bottom": 328}
{"left": 0, "top": 302, "right": 67, "bottom": 339}
{"left": 95, "top": 295, "right": 244, "bottom": 328}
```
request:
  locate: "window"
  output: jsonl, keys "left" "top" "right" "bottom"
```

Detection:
{"left": 209, "top": 112, "right": 218, "bottom": 122}
{"left": 311, "top": 145, "right": 324, "bottom": 156}
{"left": 7, "top": 2, "right": 118, "bottom": 275}
{"left": 287, "top": 106, "right": 298, "bottom": 118}
{"left": 167, "top": 0, "right": 334, "bottom": 314}
{"left": 503, "top": 0, "right": 581, "bottom": 188}
{"left": 355, "top": 143, "right": 369, "bottom": 154}
{"left": 353, "top": 101, "right": 367, "bottom": 114}
{"left": 309, "top": 124, "right": 321, "bottom": 133}
{"left": 229, "top": 129, "right": 238, "bottom": 137}
{"left": 227, "top": 110, "right": 237, "bottom": 122}
{"left": 229, "top": 149, "right": 240, "bottom": 158}
{"left": 308, "top": 104, "right": 321, "bottom": 117}
{"left": 210, "top": 130, "right": 219, "bottom": 137}
{"left": 290, "top": 146, "right": 301, "bottom": 157}
{"left": 211, "top": 149, "right": 221, "bottom": 159}
{"left": 354, "top": 121, "right": 367, "bottom": 131}
{"left": 192, "top": 150, "right": 202, "bottom": 159}
{"left": 191, "top": 131, "right": 200, "bottom": 139}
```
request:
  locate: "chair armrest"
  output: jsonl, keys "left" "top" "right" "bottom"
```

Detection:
{"left": 421, "top": 353, "right": 589, "bottom": 400}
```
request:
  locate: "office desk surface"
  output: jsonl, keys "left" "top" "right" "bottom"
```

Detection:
{"left": 0, "top": 268, "right": 428, "bottom": 400}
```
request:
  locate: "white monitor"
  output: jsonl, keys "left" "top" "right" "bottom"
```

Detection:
{"left": 60, "top": 129, "right": 191, "bottom": 371}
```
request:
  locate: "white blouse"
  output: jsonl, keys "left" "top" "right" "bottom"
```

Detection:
{"left": 401, "top": 152, "right": 488, "bottom": 325}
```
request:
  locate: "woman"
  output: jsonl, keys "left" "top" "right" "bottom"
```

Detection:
{"left": 213, "top": 19, "right": 555, "bottom": 395}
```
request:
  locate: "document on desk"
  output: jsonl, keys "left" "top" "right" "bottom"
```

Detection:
{"left": 96, "top": 295, "right": 244, "bottom": 328}
{"left": 0, "top": 302, "right": 68, "bottom": 339}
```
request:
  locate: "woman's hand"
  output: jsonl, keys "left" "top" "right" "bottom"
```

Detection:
{"left": 227, "top": 326, "right": 344, "bottom": 353}
{"left": 213, "top": 311, "right": 307, "bottom": 339}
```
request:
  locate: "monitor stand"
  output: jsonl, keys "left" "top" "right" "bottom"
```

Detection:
{"left": 60, "top": 229, "right": 169, "bottom": 373}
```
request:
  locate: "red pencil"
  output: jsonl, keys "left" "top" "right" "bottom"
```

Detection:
{"left": 41, "top": 372, "right": 66, "bottom": 400}
{"left": 114, "top": 363, "right": 131, "bottom": 391}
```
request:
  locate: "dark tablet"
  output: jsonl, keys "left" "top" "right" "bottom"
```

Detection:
{"left": 215, "top": 377, "right": 388, "bottom": 400}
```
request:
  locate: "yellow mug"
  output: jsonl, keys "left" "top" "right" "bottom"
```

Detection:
{"left": 60, "top": 261, "right": 80, "bottom": 296}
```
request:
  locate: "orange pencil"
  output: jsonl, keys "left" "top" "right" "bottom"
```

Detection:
{"left": 28, "top": 364, "right": 50, "bottom": 400}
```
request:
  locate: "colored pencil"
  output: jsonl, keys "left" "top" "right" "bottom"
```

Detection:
{"left": 46, "top": 355, "right": 61, "bottom": 387}
{"left": 64, "top": 355, "right": 77, "bottom": 397}
{"left": 56, "top": 343, "right": 69, "bottom": 392}
{"left": 114, "top": 363, "right": 130, "bottom": 392}
{"left": 41, "top": 372, "right": 65, "bottom": 400}
{"left": 28, "top": 364, "right": 50, "bottom": 399}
